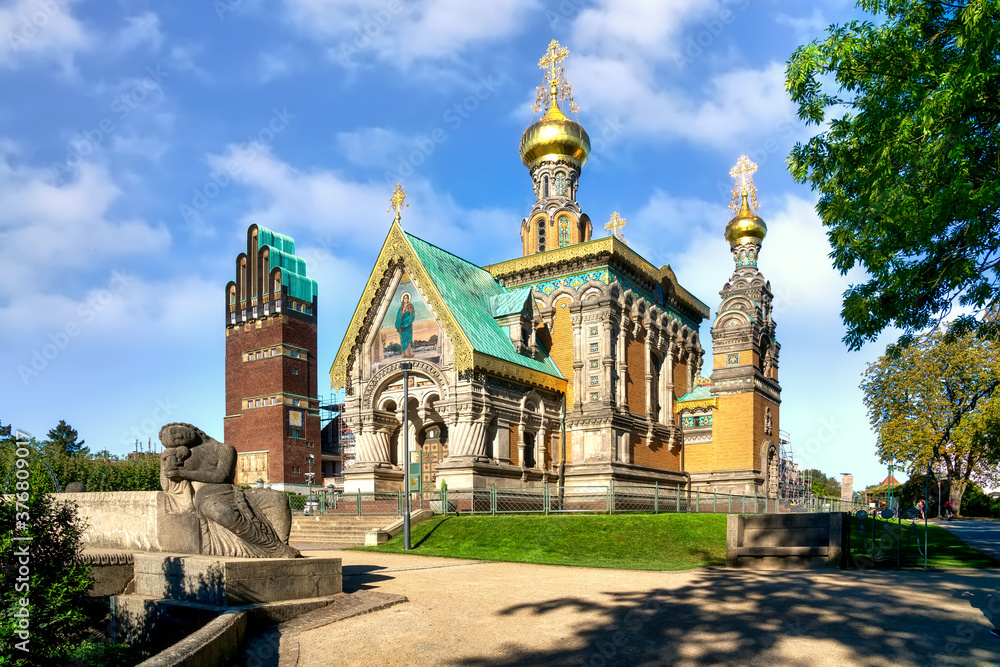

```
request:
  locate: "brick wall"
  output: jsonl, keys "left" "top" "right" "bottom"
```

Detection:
{"left": 224, "top": 314, "right": 319, "bottom": 485}
{"left": 625, "top": 329, "right": 645, "bottom": 415}
{"left": 509, "top": 424, "right": 519, "bottom": 466}
{"left": 548, "top": 297, "right": 575, "bottom": 408}
{"left": 631, "top": 433, "right": 680, "bottom": 471}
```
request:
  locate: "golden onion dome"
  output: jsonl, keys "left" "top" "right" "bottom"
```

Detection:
{"left": 725, "top": 191, "right": 767, "bottom": 246}
{"left": 520, "top": 86, "right": 590, "bottom": 168}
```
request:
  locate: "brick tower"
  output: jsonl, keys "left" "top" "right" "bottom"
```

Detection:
{"left": 224, "top": 224, "right": 320, "bottom": 490}
{"left": 684, "top": 156, "right": 781, "bottom": 496}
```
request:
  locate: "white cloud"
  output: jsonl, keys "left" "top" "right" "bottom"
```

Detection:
{"left": 0, "top": 0, "right": 91, "bottom": 70}
{"left": 256, "top": 50, "right": 294, "bottom": 83}
{"left": 282, "top": 0, "right": 538, "bottom": 67}
{"left": 113, "top": 12, "right": 163, "bottom": 54}
{"left": 0, "top": 149, "right": 171, "bottom": 307}
{"left": 335, "top": 127, "right": 410, "bottom": 168}
{"left": 203, "top": 143, "right": 521, "bottom": 262}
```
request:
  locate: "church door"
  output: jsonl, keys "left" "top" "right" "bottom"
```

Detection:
{"left": 420, "top": 425, "right": 449, "bottom": 501}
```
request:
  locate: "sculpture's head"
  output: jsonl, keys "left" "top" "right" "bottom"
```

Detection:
{"left": 159, "top": 423, "right": 202, "bottom": 449}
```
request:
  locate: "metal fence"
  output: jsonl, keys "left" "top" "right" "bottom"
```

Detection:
{"left": 287, "top": 483, "right": 864, "bottom": 517}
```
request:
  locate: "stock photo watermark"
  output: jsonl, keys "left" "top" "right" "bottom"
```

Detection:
{"left": 6, "top": 0, "right": 72, "bottom": 53}
{"left": 337, "top": 0, "right": 404, "bottom": 65}
{"left": 16, "top": 269, "right": 132, "bottom": 385}
{"left": 178, "top": 107, "right": 295, "bottom": 224}
{"left": 382, "top": 73, "right": 502, "bottom": 186}
{"left": 119, "top": 398, "right": 179, "bottom": 448}
{"left": 11, "top": 429, "right": 33, "bottom": 654}
{"left": 50, "top": 64, "right": 168, "bottom": 178}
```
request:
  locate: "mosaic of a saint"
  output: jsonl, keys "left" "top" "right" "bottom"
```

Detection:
{"left": 371, "top": 272, "right": 443, "bottom": 371}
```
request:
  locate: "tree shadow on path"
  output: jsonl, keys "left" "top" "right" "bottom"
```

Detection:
{"left": 452, "top": 568, "right": 1000, "bottom": 667}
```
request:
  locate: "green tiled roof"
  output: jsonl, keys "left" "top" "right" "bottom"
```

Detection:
{"left": 489, "top": 288, "right": 532, "bottom": 317}
{"left": 677, "top": 385, "right": 714, "bottom": 403}
{"left": 257, "top": 225, "right": 317, "bottom": 303}
{"left": 405, "top": 233, "right": 562, "bottom": 379}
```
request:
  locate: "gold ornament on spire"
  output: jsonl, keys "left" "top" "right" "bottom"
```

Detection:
{"left": 532, "top": 39, "right": 580, "bottom": 117}
{"left": 729, "top": 155, "right": 760, "bottom": 214}
{"left": 605, "top": 211, "right": 627, "bottom": 244}
{"left": 387, "top": 182, "right": 408, "bottom": 223}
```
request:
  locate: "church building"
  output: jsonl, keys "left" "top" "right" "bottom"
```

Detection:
{"left": 329, "top": 41, "right": 783, "bottom": 497}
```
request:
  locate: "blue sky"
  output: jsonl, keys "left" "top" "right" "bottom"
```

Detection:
{"left": 0, "top": 0, "right": 904, "bottom": 488}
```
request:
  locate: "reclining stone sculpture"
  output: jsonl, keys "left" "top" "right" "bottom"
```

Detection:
{"left": 158, "top": 423, "right": 300, "bottom": 558}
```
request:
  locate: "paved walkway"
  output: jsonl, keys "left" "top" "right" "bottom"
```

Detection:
{"left": 290, "top": 550, "right": 1000, "bottom": 667}
{"left": 936, "top": 519, "right": 1000, "bottom": 562}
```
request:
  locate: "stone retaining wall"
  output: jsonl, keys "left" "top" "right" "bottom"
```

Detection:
{"left": 57, "top": 492, "right": 162, "bottom": 551}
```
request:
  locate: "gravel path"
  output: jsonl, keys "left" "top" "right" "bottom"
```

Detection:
{"left": 294, "top": 549, "right": 1000, "bottom": 666}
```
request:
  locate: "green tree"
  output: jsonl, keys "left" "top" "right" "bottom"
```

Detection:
{"left": 45, "top": 420, "right": 87, "bottom": 458}
{"left": 861, "top": 328, "right": 1000, "bottom": 515}
{"left": 805, "top": 469, "right": 842, "bottom": 497}
{"left": 786, "top": 0, "right": 1000, "bottom": 349}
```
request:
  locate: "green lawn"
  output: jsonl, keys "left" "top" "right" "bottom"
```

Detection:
{"left": 356, "top": 513, "right": 728, "bottom": 570}
{"left": 849, "top": 518, "right": 998, "bottom": 569}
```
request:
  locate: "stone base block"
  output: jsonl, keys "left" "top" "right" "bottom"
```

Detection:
{"left": 132, "top": 553, "right": 342, "bottom": 605}
{"left": 343, "top": 466, "right": 404, "bottom": 493}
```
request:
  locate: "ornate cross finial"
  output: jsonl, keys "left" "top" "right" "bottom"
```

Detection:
{"left": 605, "top": 211, "right": 627, "bottom": 244}
{"left": 532, "top": 39, "right": 580, "bottom": 117}
{"left": 387, "top": 182, "right": 408, "bottom": 223}
{"left": 729, "top": 155, "right": 760, "bottom": 214}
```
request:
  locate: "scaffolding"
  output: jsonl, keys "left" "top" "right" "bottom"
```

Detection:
{"left": 319, "top": 396, "right": 356, "bottom": 477}
{"left": 777, "top": 430, "right": 813, "bottom": 501}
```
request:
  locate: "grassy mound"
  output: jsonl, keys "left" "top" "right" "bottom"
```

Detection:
{"left": 357, "top": 513, "right": 728, "bottom": 570}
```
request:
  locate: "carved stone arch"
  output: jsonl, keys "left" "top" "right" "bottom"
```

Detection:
{"left": 619, "top": 289, "right": 635, "bottom": 312}
{"left": 546, "top": 285, "right": 577, "bottom": 311}
{"left": 578, "top": 279, "right": 608, "bottom": 302}
{"left": 720, "top": 295, "right": 757, "bottom": 313}
{"left": 606, "top": 281, "right": 621, "bottom": 302}
{"left": 421, "top": 390, "right": 441, "bottom": 412}
{"left": 715, "top": 311, "right": 753, "bottom": 329}
{"left": 377, "top": 395, "right": 399, "bottom": 412}
{"left": 363, "top": 359, "right": 448, "bottom": 410}
{"left": 632, "top": 298, "right": 647, "bottom": 320}
{"left": 733, "top": 279, "right": 750, "bottom": 290}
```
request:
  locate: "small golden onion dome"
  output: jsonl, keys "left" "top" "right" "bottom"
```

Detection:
{"left": 725, "top": 191, "right": 767, "bottom": 246}
{"left": 520, "top": 87, "right": 590, "bottom": 168}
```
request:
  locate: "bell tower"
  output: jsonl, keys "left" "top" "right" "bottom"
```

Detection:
{"left": 518, "top": 40, "right": 593, "bottom": 256}
{"left": 689, "top": 156, "right": 782, "bottom": 496}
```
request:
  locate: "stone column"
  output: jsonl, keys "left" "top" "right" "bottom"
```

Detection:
{"left": 537, "top": 426, "right": 547, "bottom": 470}
{"left": 356, "top": 430, "right": 391, "bottom": 464}
{"left": 659, "top": 342, "right": 672, "bottom": 425}
{"left": 517, "top": 422, "right": 526, "bottom": 466}
{"left": 644, "top": 332, "right": 654, "bottom": 421}
{"left": 571, "top": 308, "right": 584, "bottom": 410}
{"left": 616, "top": 315, "right": 629, "bottom": 410}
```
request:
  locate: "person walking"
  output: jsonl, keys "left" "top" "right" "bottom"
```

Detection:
{"left": 918, "top": 498, "right": 925, "bottom": 520}
{"left": 944, "top": 499, "right": 954, "bottom": 520}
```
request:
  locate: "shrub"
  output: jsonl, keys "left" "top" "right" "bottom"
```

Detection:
{"left": 0, "top": 492, "right": 99, "bottom": 665}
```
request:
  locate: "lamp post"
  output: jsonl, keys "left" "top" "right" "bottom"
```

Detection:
{"left": 887, "top": 460, "right": 896, "bottom": 512}
{"left": 401, "top": 362, "right": 412, "bottom": 551}
{"left": 305, "top": 454, "right": 315, "bottom": 515}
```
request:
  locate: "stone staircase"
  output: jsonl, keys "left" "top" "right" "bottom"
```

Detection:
{"left": 289, "top": 514, "right": 399, "bottom": 546}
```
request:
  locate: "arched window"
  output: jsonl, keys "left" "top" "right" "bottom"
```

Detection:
{"left": 537, "top": 220, "right": 546, "bottom": 252}
{"left": 542, "top": 176, "right": 549, "bottom": 199}
{"left": 558, "top": 216, "right": 570, "bottom": 247}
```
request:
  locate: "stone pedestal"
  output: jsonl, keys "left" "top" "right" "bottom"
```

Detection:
{"left": 132, "top": 553, "right": 342, "bottom": 605}
{"left": 434, "top": 459, "right": 525, "bottom": 489}
{"left": 343, "top": 465, "right": 404, "bottom": 493}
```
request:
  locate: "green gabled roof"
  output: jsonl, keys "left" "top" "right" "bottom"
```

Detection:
{"left": 677, "top": 385, "right": 714, "bottom": 403}
{"left": 405, "top": 233, "right": 562, "bottom": 379}
{"left": 257, "top": 225, "right": 317, "bottom": 303}
{"left": 490, "top": 288, "right": 532, "bottom": 317}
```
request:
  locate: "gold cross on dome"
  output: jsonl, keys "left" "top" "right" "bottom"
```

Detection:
{"left": 605, "top": 211, "right": 627, "bottom": 244}
{"left": 729, "top": 155, "right": 760, "bottom": 214}
{"left": 532, "top": 39, "right": 580, "bottom": 116}
{"left": 538, "top": 39, "right": 569, "bottom": 81}
{"left": 387, "top": 182, "right": 408, "bottom": 222}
